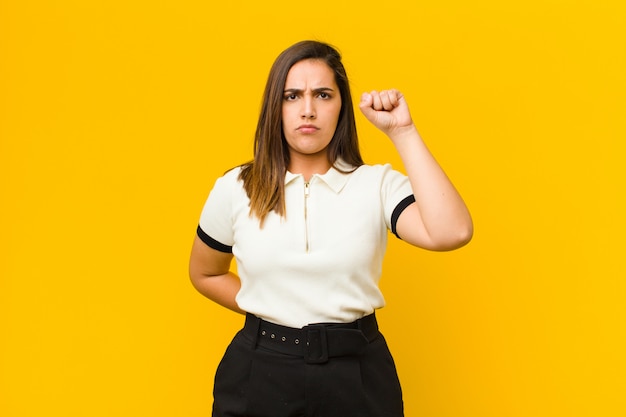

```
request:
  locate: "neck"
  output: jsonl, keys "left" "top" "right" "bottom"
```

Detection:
{"left": 288, "top": 153, "right": 331, "bottom": 182}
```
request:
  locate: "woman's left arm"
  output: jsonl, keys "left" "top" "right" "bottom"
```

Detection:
{"left": 359, "top": 89, "right": 473, "bottom": 251}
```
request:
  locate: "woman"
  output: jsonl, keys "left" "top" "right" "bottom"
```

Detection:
{"left": 190, "top": 40, "right": 473, "bottom": 417}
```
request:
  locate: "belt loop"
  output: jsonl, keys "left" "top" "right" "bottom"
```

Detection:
{"left": 246, "top": 313, "right": 261, "bottom": 350}
{"left": 357, "top": 313, "right": 378, "bottom": 341}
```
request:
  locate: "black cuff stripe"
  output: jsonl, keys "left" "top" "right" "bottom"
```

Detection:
{"left": 196, "top": 225, "right": 233, "bottom": 253}
{"left": 391, "top": 195, "right": 416, "bottom": 239}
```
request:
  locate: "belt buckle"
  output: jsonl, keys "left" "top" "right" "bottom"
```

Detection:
{"left": 303, "top": 324, "right": 328, "bottom": 364}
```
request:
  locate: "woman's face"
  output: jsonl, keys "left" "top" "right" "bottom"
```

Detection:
{"left": 281, "top": 59, "right": 342, "bottom": 165}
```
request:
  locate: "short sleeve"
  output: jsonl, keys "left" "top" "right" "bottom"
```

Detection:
{"left": 197, "top": 168, "right": 241, "bottom": 253}
{"left": 380, "top": 164, "right": 415, "bottom": 238}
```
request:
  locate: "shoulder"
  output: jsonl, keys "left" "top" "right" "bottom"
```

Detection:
{"left": 211, "top": 165, "right": 244, "bottom": 189}
{"left": 203, "top": 166, "right": 247, "bottom": 205}
{"left": 353, "top": 163, "right": 405, "bottom": 180}
{"left": 222, "top": 165, "right": 244, "bottom": 181}
{"left": 355, "top": 164, "right": 412, "bottom": 202}
{"left": 333, "top": 164, "right": 408, "bottom": 198}
{"left": 355, "top": 163, "right": 390, "bottom": 172}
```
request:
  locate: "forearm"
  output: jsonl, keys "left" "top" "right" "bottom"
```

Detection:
{"left": 190, "top": 270, "right": 245, "bottom": 314}
{"left": 390, "top": 125, "right": 473, "bottom": 246}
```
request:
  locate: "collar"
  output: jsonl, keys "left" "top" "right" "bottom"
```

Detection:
{"left": 285, "top": 159, "right": 355, "bottom": 194}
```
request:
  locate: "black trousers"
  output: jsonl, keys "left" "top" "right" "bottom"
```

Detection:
{"left": 212, "top": 313, "right": 404, "bottom": 417}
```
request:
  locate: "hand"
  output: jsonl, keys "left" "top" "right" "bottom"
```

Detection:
{"left": 359, "top": 89, "right": 415, "bottom": 139}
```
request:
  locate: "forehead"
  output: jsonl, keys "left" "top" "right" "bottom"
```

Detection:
{"left": 284, "top": 59, "right": 337, "bottom": 87}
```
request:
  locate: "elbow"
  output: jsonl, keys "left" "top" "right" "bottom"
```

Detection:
{"left": 432, "top": 220, "right": 473, "bottom": 252}
{"left": 188, "top": 263, "right": 212, "bottom": 293}
{"left": 448, "top": 220, "right": 474, "bottom": 250}
{"left": 456, "top": 223, "right": 474, "bottom": 248}
{"left": 189, "top": 268, "right": 203, "bottom": 292}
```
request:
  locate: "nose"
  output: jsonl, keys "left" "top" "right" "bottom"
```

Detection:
{"left": 301, "top": 96, "right": 316, "bottom": 119}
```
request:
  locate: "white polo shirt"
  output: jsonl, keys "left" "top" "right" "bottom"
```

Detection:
{"left": 197, "top": 161, "right": 415, "bottom": 328}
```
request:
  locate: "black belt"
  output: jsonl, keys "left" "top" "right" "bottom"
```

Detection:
{"left": 243, "top": 313, "right": 380, "bottom": 364}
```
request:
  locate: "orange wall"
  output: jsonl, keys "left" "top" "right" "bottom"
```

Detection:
{"left": 1, "top": 1, "right": 625, "bottom": 416}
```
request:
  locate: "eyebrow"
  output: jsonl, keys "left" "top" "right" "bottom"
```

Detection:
{"left": 283, "top": 87, "right": 335, "bottom": 94}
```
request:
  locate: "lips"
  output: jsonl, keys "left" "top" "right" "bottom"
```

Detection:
{"left": 297, "top": 124, "right": 319, "bottom": 134}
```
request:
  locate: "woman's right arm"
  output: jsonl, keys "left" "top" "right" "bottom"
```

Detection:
{"left": 189, "top": 235, "right": 245, "bottom": 314}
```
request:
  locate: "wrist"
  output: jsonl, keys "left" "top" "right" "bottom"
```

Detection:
{"left": 388, "top": 124, "right": 421, "bottom": 145}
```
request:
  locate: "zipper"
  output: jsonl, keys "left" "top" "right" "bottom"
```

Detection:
{"left": 304, "top": 181, "right": 310, "bottom": 253}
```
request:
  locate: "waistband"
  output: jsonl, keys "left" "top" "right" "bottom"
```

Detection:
{"left": 242, "top": 313, "right": 380, "bottom": 364}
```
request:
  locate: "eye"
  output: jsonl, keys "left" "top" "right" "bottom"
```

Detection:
{"left": 284, "top": 94, "right": 298, "bottom": 101}
{"left": 318, "top": 92, "right": 330, "bottom": 99}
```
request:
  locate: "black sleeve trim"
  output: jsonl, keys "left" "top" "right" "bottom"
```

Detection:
{"left": 196, "top": 225, "right": 233, "bottom": 253}
{"left": 391, "top": 195, "right": 416, "bottom": 239}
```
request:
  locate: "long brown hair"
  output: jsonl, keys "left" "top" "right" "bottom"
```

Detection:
{"left": 239, "top": 40, "right": 363, "bottom": 225}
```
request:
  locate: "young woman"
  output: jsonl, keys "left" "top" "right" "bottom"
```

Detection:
{"left": 189, "top": 40, "right": 473, "bottom": 417}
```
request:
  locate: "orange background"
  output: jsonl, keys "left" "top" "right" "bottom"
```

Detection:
{"left": 1, "top": 1, "right": 625, "bottom": 416}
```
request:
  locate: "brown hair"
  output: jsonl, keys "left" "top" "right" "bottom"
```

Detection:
{"left": 239, "top": 40, "right": 363, "bottom": 225}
